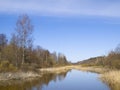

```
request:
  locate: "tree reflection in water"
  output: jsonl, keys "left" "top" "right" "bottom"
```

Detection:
{"left": 0, "top": 70, "right": 70, "bottom": 90}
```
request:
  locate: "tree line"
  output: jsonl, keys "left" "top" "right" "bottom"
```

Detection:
{"left": 0, "top": 15, "right": 69, "bottom": 72}
{"left": 78, "top": 44, "right": 120, "bottom": 69}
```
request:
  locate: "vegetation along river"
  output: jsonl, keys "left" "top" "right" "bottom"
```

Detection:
{"left": 0, "top": 69, "right": 110, "bottom": 90}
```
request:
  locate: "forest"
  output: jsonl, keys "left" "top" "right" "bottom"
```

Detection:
{"left": 0, "top": 15, "right": 69, "bottom": 72}
{"left": 78, "top": 44, "right": 120, "bottom": 69}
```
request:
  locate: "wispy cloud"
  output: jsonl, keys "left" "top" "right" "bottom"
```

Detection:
{"left": 0, "top": 0, "right": 120, "bottom": 17}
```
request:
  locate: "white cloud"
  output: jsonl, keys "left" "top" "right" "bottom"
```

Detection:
{"left": 0, "top": 0, "right": 120, "bottom": 17}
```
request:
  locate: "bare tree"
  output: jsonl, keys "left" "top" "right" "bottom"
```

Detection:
{"left": 0, "top": 34, "right": 7, "bottom": 60}
{"left": 10, "top": 34, "right": 20, "bottom": 67}
{"left": 15, "top": 14, "right": 33, "bottom": 65}
{"left": 115, "top": 44, "right": 120, "bottom": 54}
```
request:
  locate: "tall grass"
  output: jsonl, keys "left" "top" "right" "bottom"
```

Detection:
{"left": 101, "top": 70, "right": 120, "bottom": 90}
{"left": 73, "top": 65, "right": 120, "bottom": 90}
{"left": 73, "top": 65, "right": 109, "bottom": 73}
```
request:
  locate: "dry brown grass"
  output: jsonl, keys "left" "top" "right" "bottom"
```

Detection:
{"left": 39, "top": 66, "right": 73, "bottom": 74}
{"left": 0, "top": 65, "right": 118, "bottom": 90}
{"left": 101, "top": 70, "right": 120, "bottom": 90}
{"left": 0, "top": 72, "right": 41, "bottom": 81}
{"left": 72, "top": 65, "right": 109, "bottom": 73}
{"left": 72, "top": 65, "right": 120, "bottom": 90}
{"left": 39, "top": 65, "right": 109, "bottom": 74}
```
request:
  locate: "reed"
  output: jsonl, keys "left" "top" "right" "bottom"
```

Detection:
{"left": 101, "top": 70, "right": 120, "bottom": 90}
{"left": 73, "top": 65, "right": 109, "bottom": 73}
{"left": 73, "top": 65, "right": 120, "bottom": 90}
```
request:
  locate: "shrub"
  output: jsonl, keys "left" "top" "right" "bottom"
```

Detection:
{"left": 20, "top": 63, "right": 38, "bottom": 72}
{"left": 0, "top": 60, "right": 17, "bottom": 72}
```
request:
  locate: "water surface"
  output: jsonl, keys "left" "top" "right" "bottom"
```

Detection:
{"left": 0, "top": 69, "right": 110, "bottom": 90}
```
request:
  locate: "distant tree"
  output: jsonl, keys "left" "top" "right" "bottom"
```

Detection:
{"left": 51, "top": 52, "right": 57, "bottom": 65}
{"left": 115, "top": 44, "right": 120, "bottom": 54}
{"left": 44, "top": 50, "right": 50, "bottom": 67}
{"left": 9, "top": 34, "right": 20, "bottom": 67}
{"left": 15, "top": 14, "right": 33, "bottom": 65}
{"left": 52, "top": 52, "right": 57, "bottom": 61}
{"left": 58, "top": 53, "right": 68, "bottom": 65}
{"left": 0, "top": 15, "right": 70, "bottom": 72}
{"left": 0, "top": 34, "right": 7, "bottom": 60}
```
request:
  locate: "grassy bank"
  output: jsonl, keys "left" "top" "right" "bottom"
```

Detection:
{"left": 72, "top": 65, "right": 109, "bottom": 73}
{"left": 73, "top": 65, "right": 120, "bottom": 90}
{"left": 101, "top": 70, "right": 120, "bottom": 90}
{"left": 0, "top": 65, "right": 120, "bottom": 90}
{"left": 0, "top": 65, "right": 73, "bottom": 81}
{"left": 0, "top": 71, "right": 41, "bottom": 81}
{"left": 40, "top": 65, "right": 120, "bottom": 90}
{"left": 39, "top": 66, "right": 74, "bottom": 74}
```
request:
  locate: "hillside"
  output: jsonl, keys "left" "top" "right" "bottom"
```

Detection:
{"left": 78, "top": 45, "right": 120, "bottom": 69}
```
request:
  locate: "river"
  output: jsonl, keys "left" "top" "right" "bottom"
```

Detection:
{"left": 0, "top": 69, "right": 110, "bottom": 90}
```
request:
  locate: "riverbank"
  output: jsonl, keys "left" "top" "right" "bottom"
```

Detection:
{"left": 0, "top": 65, "right": 119, "bottom": 90}
{"left": 39, "top": 66, "right": 73, "bottom": 74}
{"left": 101, "top": 70, "right": 120, "bottom": 90}
{"left": 0, "top": 71, "right": 41, "bottom": 81}
{"left": 72, "top": 65, "right": 120, "bottom": 90}
{"left": 0, "top": 66, "right": 73, "bottom": 81}
{"left": 40, "top": 65, "right": 120, "bottom": 90}
{"left": 72, "top": 65, "right": 109, "bottom": 73}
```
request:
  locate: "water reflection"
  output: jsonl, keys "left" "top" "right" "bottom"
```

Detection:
{"left": 41, "top": 70, "right": 110, "bottom": 90}
{"left": 0, "top": 69, "right": 110, "bottom": 90}
{"left": 0, "top": 70, "right": 69, "bottom": 90}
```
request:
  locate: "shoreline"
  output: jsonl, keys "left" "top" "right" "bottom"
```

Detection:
{"left": 71, "top": 65, "right": 120, "bottom": 90}
{"left": 0, "top": 71, "right": 41, "bottom": 81}
{"left": 0, "top": 66, "right": 74, "bottom": 81}
{"left": 0, "top": 65, "right": 119, "bottom": 90}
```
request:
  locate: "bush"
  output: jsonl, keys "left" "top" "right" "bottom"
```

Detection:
{"left": 20, "top": 63, "right": 38, "bottom": 72}
{"left": 0, "top": 61, "right": 17, "bottom": 72}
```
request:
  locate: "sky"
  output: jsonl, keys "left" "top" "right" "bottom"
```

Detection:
{"left": 0, "top": 0, "right": 120, "bottom": 62}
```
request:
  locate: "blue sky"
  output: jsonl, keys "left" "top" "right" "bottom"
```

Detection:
{"left": 0, "top": 0, "right": 120, "bottom": 62}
